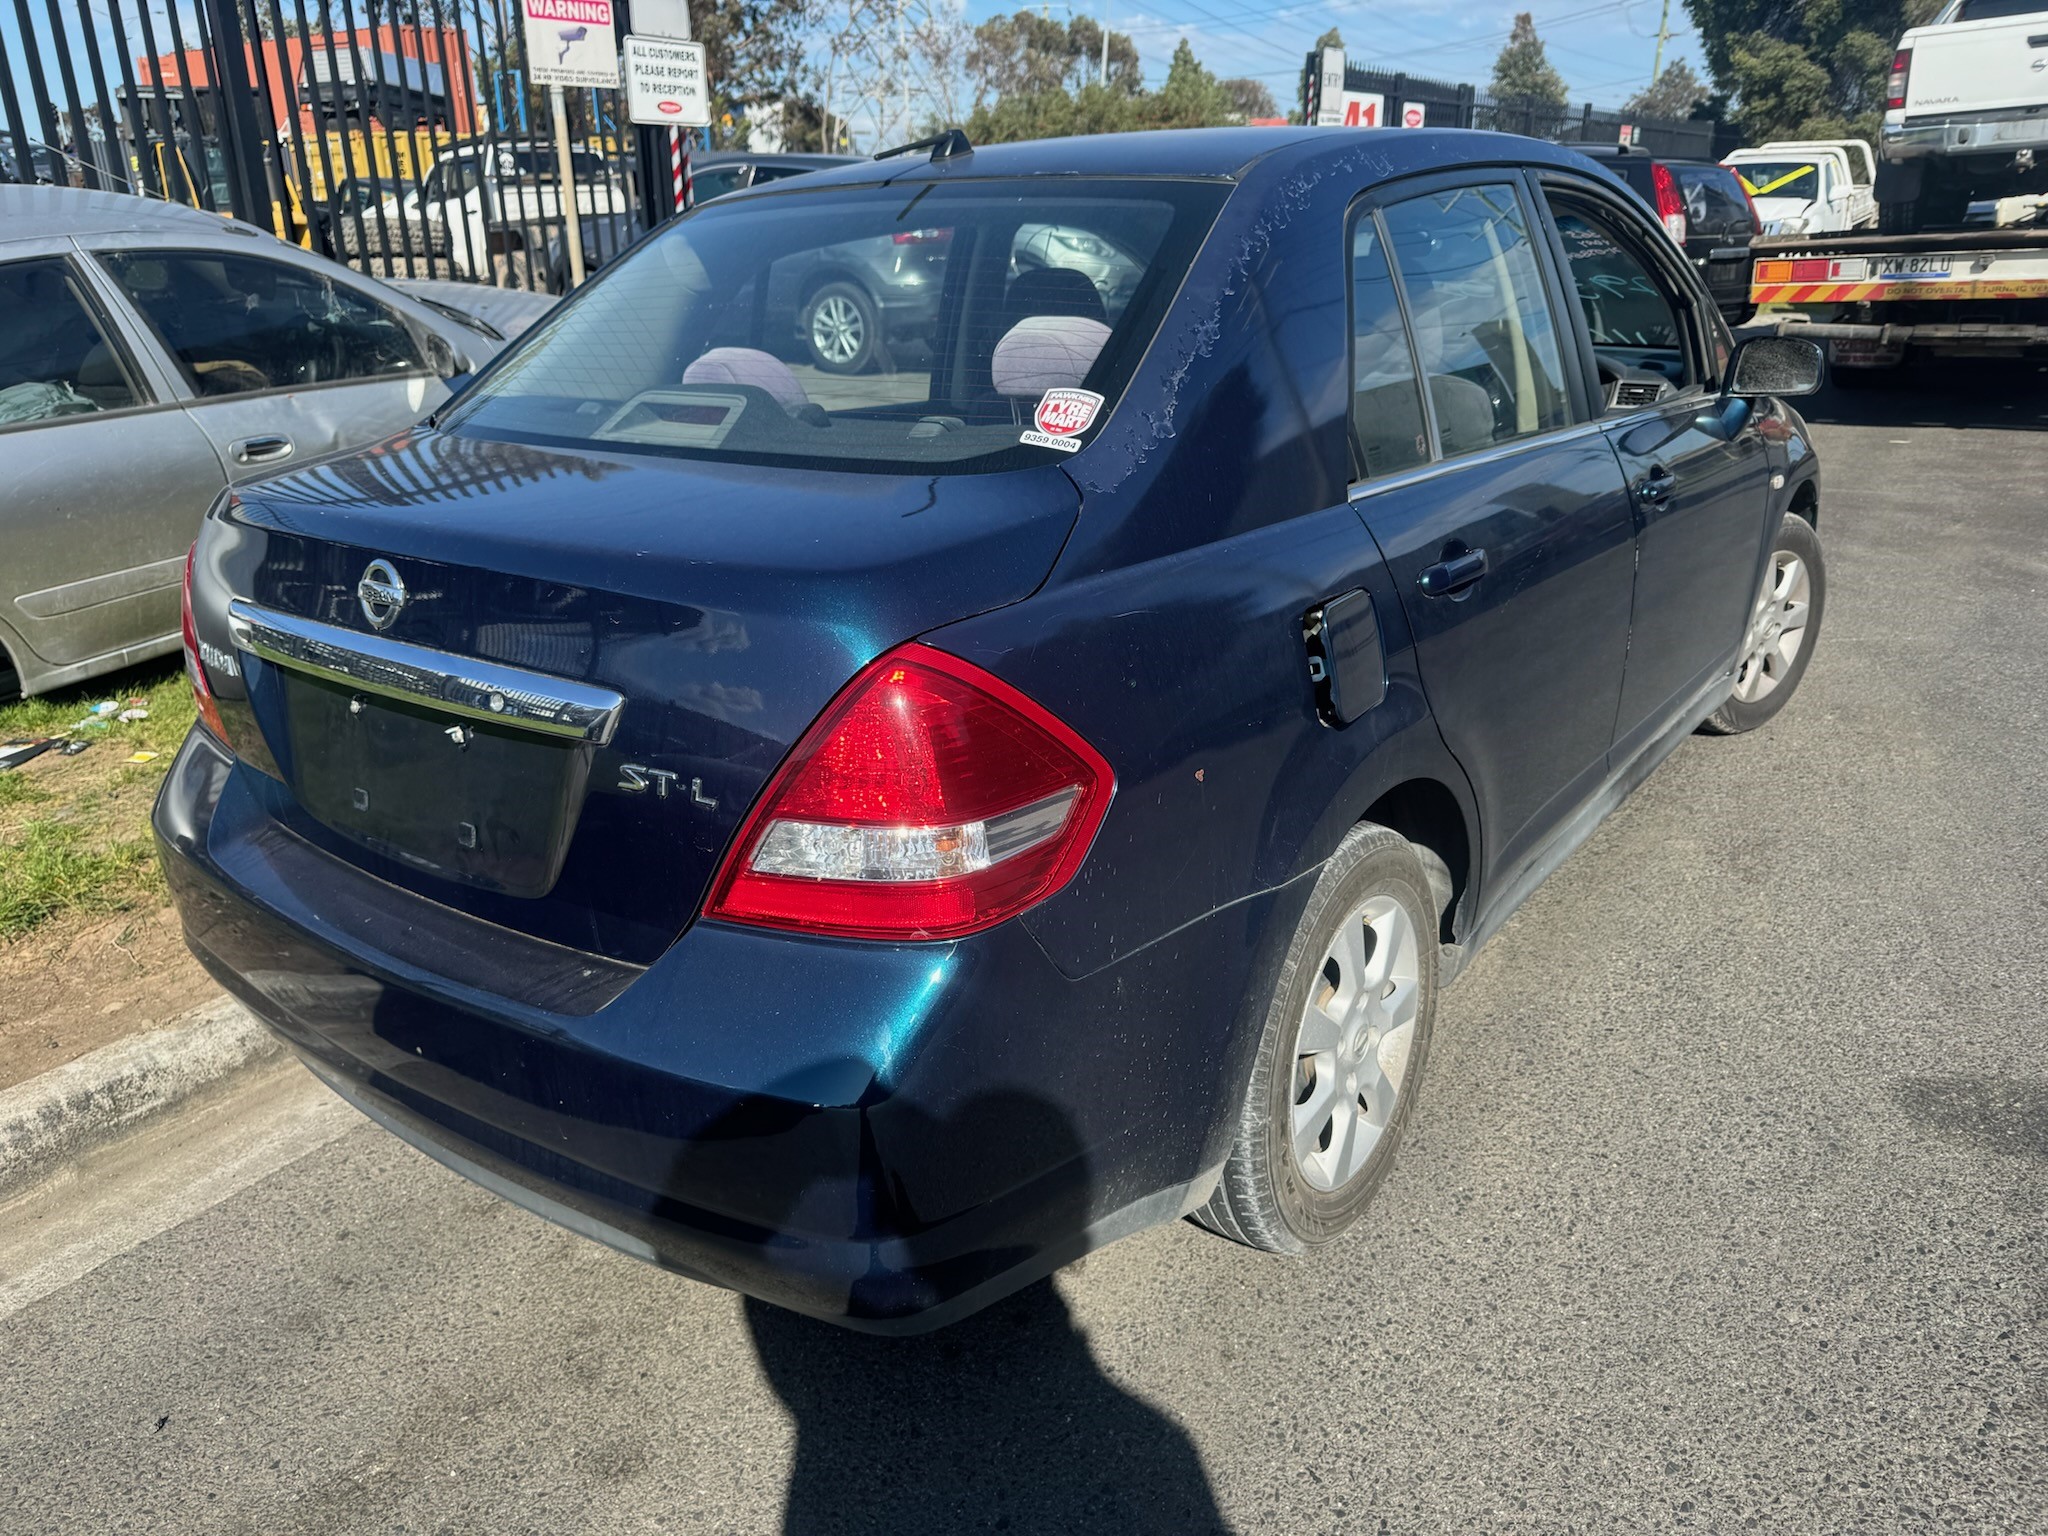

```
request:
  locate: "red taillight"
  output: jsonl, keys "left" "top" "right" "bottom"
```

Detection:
{"left": 1886, "top": 49, "right": 1911, "bottom": 111}
{"left": 181, "top": 542, "right": 229, "bottom": 743}
{"left": 704, "top": 644, "right": 1115, "bottom": 941}
{"left": 1650, "top": 162, "right": 1688, "bottom": 245}
{"left": 892, "top": 227, "right": 951, "bottom": 245}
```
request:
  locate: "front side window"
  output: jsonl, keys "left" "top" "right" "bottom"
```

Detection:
{"left": 99, "top": 250, "right": 428, "bottom": 397}
{"left": 1550, "top": 202, "right": 1699, "bottom": 397}
{"left": 448, "top": 177, "right": 1227, "bottom": 474}
{"left": 0, "top": 257, "right": 139, "bottom": 427}
{"left": 1379, "top": 183, "right": 1571, "bottom": 457}
{"left": 1348, "top": 218, "right": 1429, "bottom": 479}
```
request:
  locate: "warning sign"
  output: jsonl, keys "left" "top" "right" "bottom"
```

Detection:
{"left": 624, "top": 35, "right": 710, "bottom": 127}
{"left": 523, "top": 0, "right": 618, "bottom": 89}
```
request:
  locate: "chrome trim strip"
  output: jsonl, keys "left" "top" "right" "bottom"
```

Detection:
{"left": 1347, "top": 418, "right": 1613, "bottom": 504}
{"left": 226, "top": 599, "right": 623, "bottom": 745}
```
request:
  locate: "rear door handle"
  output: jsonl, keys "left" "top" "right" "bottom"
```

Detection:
{"left": 1417, "top": 548, "right": 1488, "bottom": 598}
{"left": 1633, "top": 467, "right": 1677, "bottom": 504}
{"left": 231, "top": 434, "right": 294, "bottom": 466}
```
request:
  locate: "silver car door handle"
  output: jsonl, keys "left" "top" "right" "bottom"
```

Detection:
{"left": 231, "top": 434, "right": 294, "bottom": 465}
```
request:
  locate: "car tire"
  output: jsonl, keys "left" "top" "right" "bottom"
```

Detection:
{"left": 802, "top": 281, "right": 880, "bottom": 374}
{"left": 1194, "top": 822, "right": 1439, "bottom": 1255}
{"left": 1702, "top": 511, "right": 1826, "bottom": 735}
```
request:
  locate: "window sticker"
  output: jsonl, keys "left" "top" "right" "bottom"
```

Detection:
{"left": 1020, "top": 388, "right": 1104, "bottom": 453}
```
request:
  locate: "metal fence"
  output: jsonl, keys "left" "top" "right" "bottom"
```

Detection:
{"left": 0, "top": 0, "right": 665, "bottom": 293}
{"left": 1303, "top": 51, "right": 1745, "bottom": 163}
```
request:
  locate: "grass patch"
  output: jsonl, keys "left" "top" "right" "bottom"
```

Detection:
{"left": 0, "top": 822, "right": 161, "bottom": 940}
{"left": 0, "top": 661, "right": 196, "bottom": 944}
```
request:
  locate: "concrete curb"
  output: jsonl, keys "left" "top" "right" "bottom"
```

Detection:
{"left": 0, "top": 996, "right": 277, "bottom": 1202}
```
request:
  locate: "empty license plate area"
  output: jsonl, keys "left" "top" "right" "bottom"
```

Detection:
{"left": 279, "top": 670, "right": 593, "bottom": 898}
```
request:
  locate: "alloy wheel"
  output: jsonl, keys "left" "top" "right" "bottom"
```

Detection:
{"left": 1289, "top": 895, "right": 1422, "bottom": 1193}
{"left": 810, "top": 294, "right": 866, "bottom": 366}
{"left": 1732, "top": 549, "right": 1813, "bottom": 703}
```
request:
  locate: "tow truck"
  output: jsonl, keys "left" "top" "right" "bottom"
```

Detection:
{"left": 1746, "top": 211, "right": 2048, "bottom": 381}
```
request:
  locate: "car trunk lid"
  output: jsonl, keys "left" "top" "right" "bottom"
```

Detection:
{"left": 209, "top": 427, "right": 1080, "bottom": 964}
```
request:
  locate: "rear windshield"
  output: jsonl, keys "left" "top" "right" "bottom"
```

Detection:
{"left": 446, "top": 177, "right": 1227, "bottom": 474}
{"left": 1731, "top": 162, "right": 1818, "bottom": 200}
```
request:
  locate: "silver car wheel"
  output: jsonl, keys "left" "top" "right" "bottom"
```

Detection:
{"left": 1732, "top": 550, "right": 1813, "bottom": 704}
{"left": 1290, "top": 895, "right": 1422, "bottom": 1193}
{"left": 809, "top": 294, "right": 866, "bottom": 367}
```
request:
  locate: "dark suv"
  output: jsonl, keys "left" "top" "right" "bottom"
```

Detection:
{"left": 161, "top": 129, "right": 1828, "bottom": 1332}
{"left": 1573, "top": 145, "right": 1761, "bottom": 324}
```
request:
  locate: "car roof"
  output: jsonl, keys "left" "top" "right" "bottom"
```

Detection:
{"left": 711, "top": 127, "right": 1610, "bottom": 201}
{"left": 694, "top": 151, "right": 860, "bottom": 169}
{"left": 1572, "top": 144, "right": 1731, "bottom": 170}
{"left": 0, "top": 183, "right": 259, "bottom": 243}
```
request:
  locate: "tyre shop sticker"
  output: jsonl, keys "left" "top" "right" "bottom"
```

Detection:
{"left": 1020, "top": 388, "right": 1104, "bottom": 452}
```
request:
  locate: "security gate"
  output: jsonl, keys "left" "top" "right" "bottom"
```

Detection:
{"left": 1, "top": 0, "right": 664, "bottom": 291}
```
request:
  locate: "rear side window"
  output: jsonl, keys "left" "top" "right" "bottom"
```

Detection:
{"left": 449, "top": 178, "right": 1227, "bottom": 474}
{"left": 1379, "top": 183, "right": 1572, "bottom": 457}
{"left": 100, "top": 250, "right": 428, "bottom": 397}
{"left": 0, "top": 257, "right": 140, "bottom": 426}
{"left": 1348, "top": 219, "right": 1429, "bottom": 478}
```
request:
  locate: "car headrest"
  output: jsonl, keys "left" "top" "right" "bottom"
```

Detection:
{"left": 991, "top": 315, "right": 1112, "bottom": 399}
{"left": 1008, "top": 267, "right": 1106, "bottom": 325}
{"left": 681, "top": 347, "right": 808, "bottom": 410}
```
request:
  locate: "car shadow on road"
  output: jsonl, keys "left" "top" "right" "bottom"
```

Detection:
{"left": 1796, "top": 357, "right": 2048, "bottom": 431}
{"left": 747, "top": 1278, "right": 1231, "bottom": 1534}
{"left": 678, "top": 1075, "right": 1233, "bottom": 1534}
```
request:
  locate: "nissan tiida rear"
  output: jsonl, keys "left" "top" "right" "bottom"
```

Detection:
{"left": 159, "top": 152, "right": 1231, "bottom": 1329}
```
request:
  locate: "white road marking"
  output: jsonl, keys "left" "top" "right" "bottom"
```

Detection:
{"left": 0, "top": 1062, "right": 360, "bottom": 1321}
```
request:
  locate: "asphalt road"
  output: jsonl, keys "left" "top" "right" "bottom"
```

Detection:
{"left": 4, "top": 363, "right": 2044, "bottom": 1534}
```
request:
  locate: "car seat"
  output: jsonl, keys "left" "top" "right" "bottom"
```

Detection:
{"left": 1005, "top": 267, "right": 1106, "bottom": 327}
{"left": 682, "top": 347, "right": 811, "bottom": 411}
{"left": 990, "top": 315, "right": 1112, "bottom": 421}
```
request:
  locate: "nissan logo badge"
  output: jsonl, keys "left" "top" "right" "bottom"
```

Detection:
{"left": 358, "top": 559, "right": 407, "bottom": 630}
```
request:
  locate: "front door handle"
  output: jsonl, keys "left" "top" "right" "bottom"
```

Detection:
{"left": 231, "top": 434, "right": 294, "bottom": 466}
{"left": 1417, "top": 548, "right": 1488, "bottom": 598}
{"left": 1633, "top": 466, "right": 1677, "bottom": 504}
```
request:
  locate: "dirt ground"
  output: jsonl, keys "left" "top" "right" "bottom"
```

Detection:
{"left": 0, "top": 903, "right": 217, "bottom": 1090}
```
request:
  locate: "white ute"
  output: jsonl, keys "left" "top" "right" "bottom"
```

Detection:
{"left": 1878, "top": 0, "right": 2048, "bottom": 231}
{"left": 1725, "top": 140, "right": 1880, "bottom": 236}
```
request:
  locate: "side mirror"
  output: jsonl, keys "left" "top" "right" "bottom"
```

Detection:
{"left": 1727, "top": 335, "right": 1824, "bottom": 399}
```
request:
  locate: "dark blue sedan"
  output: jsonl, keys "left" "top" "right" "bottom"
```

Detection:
{"left": 157, "top": 128, "right": 1828, "bottom": 1331}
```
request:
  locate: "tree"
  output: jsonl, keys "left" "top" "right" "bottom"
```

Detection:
{"left": 1149, "top": 38, "right": 1237, "bottom": 129}
{"left": 1624, "top": 58, "right": 1710, "bottom": 119}
{"left": 1681, "top": 0, "right": 1941, "bottom": 142}
{"left": 689, "top": 0, "right": 815, "bottom": 148}
{"left": 967, "top": 10, "right": 1139, "bottom": 105}
{"left": 1490, "top": 13, "right": 1568, "bottom": 108}
{"left": 1222, "top": 77, "right": 1277, "bottom": 121}
{"left": 1314, "top": 27, "right": 1344, "bottom": 52}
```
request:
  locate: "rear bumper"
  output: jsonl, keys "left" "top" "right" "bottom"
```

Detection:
{"left": 154, "top": 726, "right": 1274, "bottom": 1331}
{"left": 1884, "top": 111, "right": 2048, "bottom": 160}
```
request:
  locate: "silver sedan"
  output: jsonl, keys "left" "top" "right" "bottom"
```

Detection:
{"left": 0, "top": 186, "right": 554, "bottom": 699}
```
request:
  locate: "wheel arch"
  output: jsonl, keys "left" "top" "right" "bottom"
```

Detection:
{"left": 1357, "top": 777, "right": 1473, "bottom": 944}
